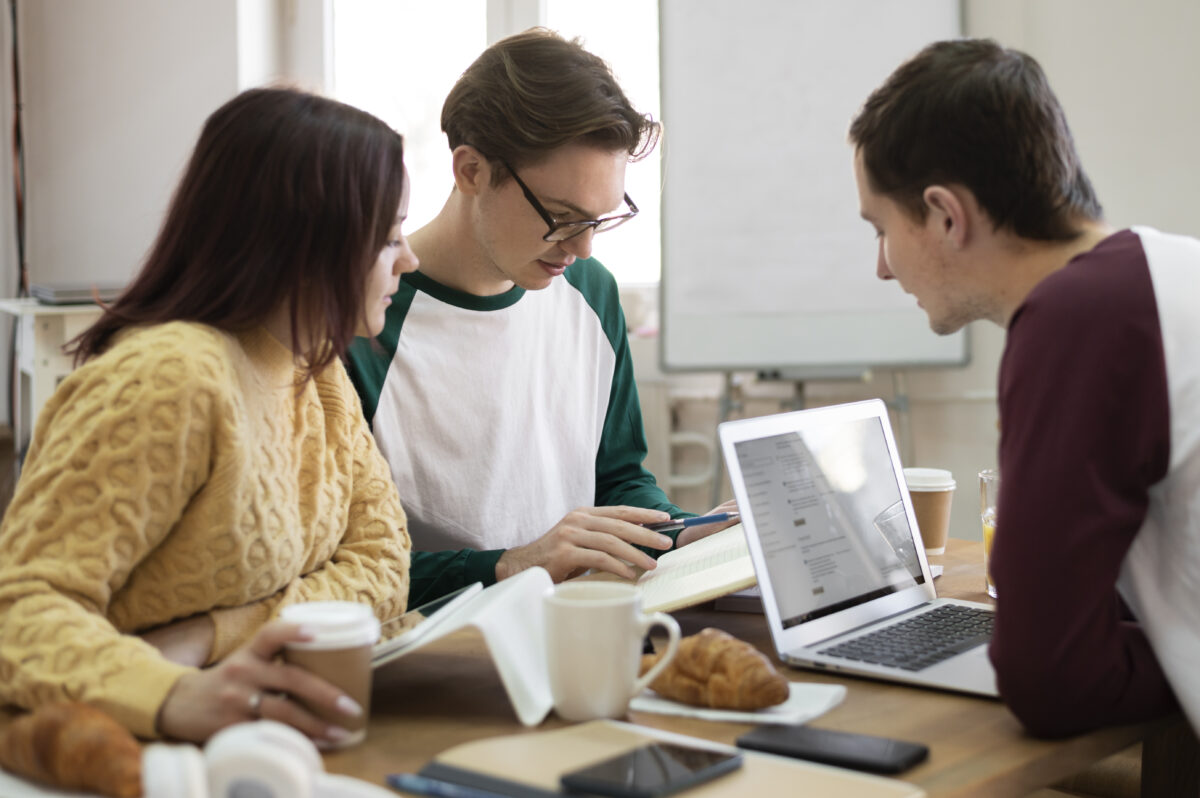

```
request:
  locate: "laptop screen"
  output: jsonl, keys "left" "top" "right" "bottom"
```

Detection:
{"left": 732, "top": 414, "right": 924, "bottom": 629}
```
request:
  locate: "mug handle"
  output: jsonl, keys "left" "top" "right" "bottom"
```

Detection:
{"left": 632, "top": 612, "right": 682, "bottom": 696}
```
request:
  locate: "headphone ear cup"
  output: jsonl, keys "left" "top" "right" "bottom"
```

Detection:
{"left": 142, "top": 743, "right": 208, "bottom": 798}
{"left": 205, "top": 721, "right": 323, "bottom": 798}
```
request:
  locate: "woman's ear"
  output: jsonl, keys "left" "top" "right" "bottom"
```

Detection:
{"left": 923, "top": 184, "right": 969, "bottom": 248}
{"left": 450, "top": 145, "right": 491, "bottom": 196}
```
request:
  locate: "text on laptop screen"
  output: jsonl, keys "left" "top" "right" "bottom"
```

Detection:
{"left": 733, "top": 416, "right": 924, "bottom": 629}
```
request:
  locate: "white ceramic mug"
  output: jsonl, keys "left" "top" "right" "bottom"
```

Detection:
{"left": 543, "top": 582, "right": 681, "bottom": 721}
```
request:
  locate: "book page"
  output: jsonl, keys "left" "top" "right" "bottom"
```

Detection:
{"left": 636, "top": 525, "right": 757, "bottom": 613}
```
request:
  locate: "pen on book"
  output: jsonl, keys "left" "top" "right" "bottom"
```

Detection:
{"left": 387, "top": 773, "right": 512, "bottom": 798}
{"left": 642, "top": 511, "right": 740, "bottom": 532}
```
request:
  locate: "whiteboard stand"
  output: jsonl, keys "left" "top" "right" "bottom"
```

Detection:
{"left": 709, "top": 368, "right": 883, "bottom": 509}
{"left": 709, "top": 372, "right": 743, "bottom": 508}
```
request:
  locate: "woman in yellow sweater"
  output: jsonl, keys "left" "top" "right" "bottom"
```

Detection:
{"left": 0, "top": 88, "right": 416, "bottom": 745}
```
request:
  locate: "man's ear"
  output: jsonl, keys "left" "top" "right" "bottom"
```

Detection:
{"left": 451, "top": 145, "right": 492, "bottom": 196}
{"left": 923, "top": 185, "right": 969, "bottom": 248}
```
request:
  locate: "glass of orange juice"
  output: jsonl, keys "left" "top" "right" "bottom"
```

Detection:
{"left": 979, "top": 469, "right": 1000, "bottom": 598}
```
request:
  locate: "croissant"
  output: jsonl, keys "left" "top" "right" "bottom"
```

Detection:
{"left": 0, "top": 702, "right": 142, "bottom": 797}
{"left": 640, "top": 627, "right": 790, "bottom": 710}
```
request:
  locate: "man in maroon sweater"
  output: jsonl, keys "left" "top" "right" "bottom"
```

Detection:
{"left": 848, "top": 39, "right": 1200, "bottom": 738}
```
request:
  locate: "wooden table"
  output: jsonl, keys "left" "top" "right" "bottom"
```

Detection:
{"left": 328, "top": 538, "right": 1198, "bottom": 798}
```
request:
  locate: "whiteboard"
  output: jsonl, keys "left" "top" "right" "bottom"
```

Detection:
{"left": 659, "top": 0, "right": 966, "bottom": 374}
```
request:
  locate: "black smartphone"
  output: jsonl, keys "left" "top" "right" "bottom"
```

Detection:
{"left": 736, "top": 724, "right": 929, "bottom": 774}
{"left": 641, "top": 519, "right": 686, "bottom": 532}
{"left": 560, "top": 743, "right": 743, "bottom": 798}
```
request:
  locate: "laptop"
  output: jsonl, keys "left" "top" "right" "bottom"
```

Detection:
{"left": 718, "top": 398, "right": 998, "bottom": 698}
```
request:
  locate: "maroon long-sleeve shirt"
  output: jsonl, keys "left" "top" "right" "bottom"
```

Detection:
{"left": 989, "top": 229, "right": 1180, "bottom": 737}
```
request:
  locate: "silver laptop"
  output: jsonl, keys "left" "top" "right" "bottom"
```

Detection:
{"left": 719, "top": 398, "right": 998, "bottom": 698}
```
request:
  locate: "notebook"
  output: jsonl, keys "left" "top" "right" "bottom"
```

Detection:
{"left": 418, "top": 719, "right": 925, "bottom": 798}
{"left": 718, "top": 398, "right": 998, "bottom": 697}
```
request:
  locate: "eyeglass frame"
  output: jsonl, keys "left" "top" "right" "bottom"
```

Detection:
{"left": 501, "top": 160, "right": 639, "bottom": 243}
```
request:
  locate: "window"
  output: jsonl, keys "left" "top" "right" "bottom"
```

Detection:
{"left": 331, "top": 1, "right": 486, "bottom": 232}
{"left": 331, "top": 1, "right": 662, "bottom": 284}
{"left": 544, "top": 1, "right": 662, "bottom": 284}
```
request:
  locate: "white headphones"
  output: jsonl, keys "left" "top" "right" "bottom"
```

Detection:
{"left": 142, "top": 721, "right": 397, "bottom": 798}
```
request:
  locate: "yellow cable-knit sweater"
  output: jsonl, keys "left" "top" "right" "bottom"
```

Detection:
{"left": 0, "top": 322, "right": 411, "bottom": 737}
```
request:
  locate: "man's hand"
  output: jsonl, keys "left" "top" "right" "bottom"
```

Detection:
{"left": 675, "top": 499, "right": 740, "bottom": 548}
{"left": 495, "top": 506, "right": 676, "bottom": 582}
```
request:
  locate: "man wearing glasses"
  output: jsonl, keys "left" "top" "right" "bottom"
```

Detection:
{"left": 347, "top": 29, "right": 732, "bottom": 605}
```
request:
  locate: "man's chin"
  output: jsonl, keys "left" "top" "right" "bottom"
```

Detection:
{"left": 516, "top": 273, "right": 557, "bottom": 291}
{"left": 929, "top": 314, "right": 970, "bottom": 336}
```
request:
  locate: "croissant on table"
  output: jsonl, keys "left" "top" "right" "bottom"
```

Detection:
{"left": 0, "top": 701, "right": 142, "bottom": 798}
{"left": 640, "top": 627, "right": 790, "bottom": 710}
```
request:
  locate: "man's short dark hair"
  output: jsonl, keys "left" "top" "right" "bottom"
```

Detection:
{"left": 849, "top": 38, "right": 1102, "bottom": 241}
{"left": 442, "top": 27, "right": 660, "bottom": 185}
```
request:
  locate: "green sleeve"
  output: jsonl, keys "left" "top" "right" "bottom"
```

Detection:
{"left": 346, "top": 279, "right": 417, "bottom": 423}
{"left": 408, "top": 549, "right": 503, "bottom": 607}
{"left": 565, "top": 260, "right": 689, "bottom": 556}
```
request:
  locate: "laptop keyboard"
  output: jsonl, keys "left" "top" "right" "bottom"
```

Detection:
{"left": 817, "top": 604, "right": 994, "bottom": 672}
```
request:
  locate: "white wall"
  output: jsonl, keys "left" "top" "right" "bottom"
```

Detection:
{"left": 0, "top": 0, "right": 329, "bottom": 429}
{"left": 2, "top": 1, "right": 1197, "bottom": 528}
{"left": 21, "top": 1, "right": 241, "bottom": 290}
{"left": 650, "top": 0, "right": 1200, "bottom": 543}
{"left": 964, "top": 0, "right": 1200, "bottom": 240}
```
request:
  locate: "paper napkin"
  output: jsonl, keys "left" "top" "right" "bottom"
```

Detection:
{"left": 630, "top": 682, "right": 846, "bottom": 725}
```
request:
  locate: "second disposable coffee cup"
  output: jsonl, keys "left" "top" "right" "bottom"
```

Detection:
{"left": 279, "top": 601, "right": 380, "bottom": 747}
{"left": 903, "top": 467, "right": 956, "bottom": 555}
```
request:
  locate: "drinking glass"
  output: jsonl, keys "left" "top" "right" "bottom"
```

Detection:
{"left": 979, "top": 469, "right": 1000, "bottom": 598}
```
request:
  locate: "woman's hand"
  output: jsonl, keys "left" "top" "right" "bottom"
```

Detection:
{"left": 156, "top": 621, "right": 363, "bottom": 745}
{"left": 140, "top": 614, "right": 216, "bottom": 667}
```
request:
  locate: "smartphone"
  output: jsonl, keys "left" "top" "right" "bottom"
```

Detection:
{"left": 736, "top": 724, "right": 928, "bottom": 774}
{"left": 372, "top": 582, "right": 483, "bottom": 667}
{"left": 561, "top": 743, "right": 743, "bottom": 798}
{"left": 642, "top": 518, "right": 686, "bottom": 533}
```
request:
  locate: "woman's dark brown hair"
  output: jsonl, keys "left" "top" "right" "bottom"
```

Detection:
{"left": 70, "top": 87, "right": 405, "bottom": 378}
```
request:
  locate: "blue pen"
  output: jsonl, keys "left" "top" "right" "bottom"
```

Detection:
{"left": 643, "top": 511, "right": 739, "bottom": 532}
{"left": 387, "top": 773, "right": 511, "bottom": 798}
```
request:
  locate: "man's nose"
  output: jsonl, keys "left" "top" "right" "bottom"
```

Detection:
{"left": 876, "top": 241, "right": 893, "bottom": 281}
{"left": 558, "top": 227, "right": 595, "bottom": 260}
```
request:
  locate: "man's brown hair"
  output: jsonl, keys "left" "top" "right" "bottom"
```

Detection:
{"left": 442, "top": 28, "right": 660, "bottom": 183}
{"left": 850, "top": 38, "right": 1101, "bottom": 241}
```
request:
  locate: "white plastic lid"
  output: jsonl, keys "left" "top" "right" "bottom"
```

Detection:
{"left": 903, "top": 467, "right": 956, "bottom": 491}
{"left": 279, "top": 601, "right": 381, "bottom": 649}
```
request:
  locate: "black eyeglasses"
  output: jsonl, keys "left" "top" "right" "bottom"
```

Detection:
{"left": 503, "top": 161, "right": 638, "bottom": 242}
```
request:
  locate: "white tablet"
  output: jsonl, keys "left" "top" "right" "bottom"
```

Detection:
{"left": 372, "top": 582, "right": 484, "bottom": 668}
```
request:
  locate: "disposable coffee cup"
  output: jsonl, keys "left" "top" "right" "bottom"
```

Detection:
{"left": 903, "top": 468, "right": 956, "bottom": 555}
{"left": 279, "top": 601, "right": 380, "bottom": 747}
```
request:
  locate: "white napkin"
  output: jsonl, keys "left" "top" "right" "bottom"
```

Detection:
{"left": 630, "top": 681, "right": 846, "bottom": 724}
{"left": 0, "top": 768, "right": 100, "bottom": 797}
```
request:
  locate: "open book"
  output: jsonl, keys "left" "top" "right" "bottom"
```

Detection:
{"left": 636, "top": 523, "right": 757, "bottom": 613}
{"left": 367, "top": 526, "right": 758, "bottom": 726}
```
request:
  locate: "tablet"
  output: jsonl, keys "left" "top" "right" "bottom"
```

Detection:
{"left": 372, "top": 582, "right": 483, "bottom": 667}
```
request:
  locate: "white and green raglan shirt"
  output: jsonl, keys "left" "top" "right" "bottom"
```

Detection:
{"left": 346, "top": 257, "right": 683, "bottom": 606}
